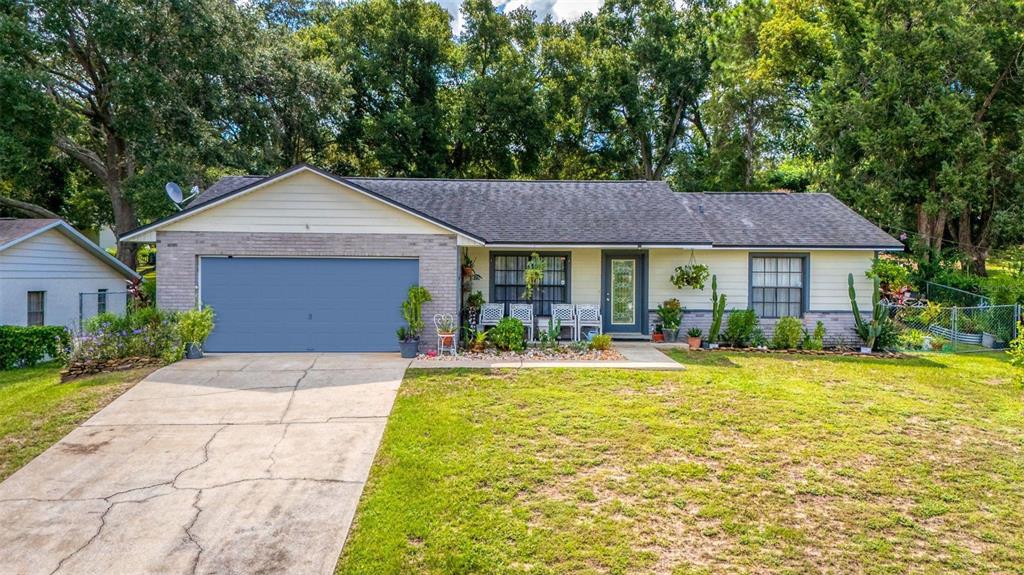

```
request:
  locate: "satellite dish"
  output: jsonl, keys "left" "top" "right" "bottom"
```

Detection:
{"left": 165, "top": 182, "right": 183, "bottom": 204}
{"left": 165, "top": 182, "right": 200, "bottom": 211}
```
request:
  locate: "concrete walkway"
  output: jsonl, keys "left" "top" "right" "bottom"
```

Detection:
{"left": 0, "top": 353, "right": 409, "bottom": 575}
{"left": 410, "top": 341, "right": 684, "bottom": 370}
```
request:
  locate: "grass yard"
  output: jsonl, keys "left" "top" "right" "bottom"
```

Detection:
{"left": 0, "top": 363, "right": 154, "bottom": 481}
{"left": 336, "top": 352, "right": 1023, "bottom": 575}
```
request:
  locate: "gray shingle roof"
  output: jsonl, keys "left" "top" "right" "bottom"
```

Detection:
{"left": 179, "top": 166, "right": 901, "bottom": 249}
{"left": 0, "top": 218, "right": 60, "bottom": 248}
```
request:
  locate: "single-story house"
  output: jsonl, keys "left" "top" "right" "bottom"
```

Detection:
{"left": 0, "top": 218, "right": 138, "bottom": 330}
{"left": 121, "top": 164, "right": 902, "bottom": 352}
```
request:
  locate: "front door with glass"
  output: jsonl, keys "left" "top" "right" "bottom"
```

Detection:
{"left": 602, "top": 253, "right": 646, "bottom": 334}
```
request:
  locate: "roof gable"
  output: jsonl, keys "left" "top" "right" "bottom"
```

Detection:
{"left": 0, "top": 218, "right": 139, "bottom": 279}
{"left": 121, "top": 163, "right": 481, "bottom": 241}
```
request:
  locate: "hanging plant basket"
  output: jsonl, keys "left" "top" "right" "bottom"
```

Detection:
{"left": 671, "top": 264, "right": 709, "bottom": 290}
{"left": 670, "top": 250, "right": 709, "bottom": 291}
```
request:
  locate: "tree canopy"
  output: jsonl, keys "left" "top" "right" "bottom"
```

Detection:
{"left": 1, "top": 0, "right": 1021, "bottom": 271}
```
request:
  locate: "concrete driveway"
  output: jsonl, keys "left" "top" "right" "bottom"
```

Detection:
{"left": 0, "top": 353, "right": 410, "bottom": 575}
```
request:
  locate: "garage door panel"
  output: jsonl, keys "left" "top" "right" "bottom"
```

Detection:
{"left": 200, "top": 257, "right": 418, "bottom": 352}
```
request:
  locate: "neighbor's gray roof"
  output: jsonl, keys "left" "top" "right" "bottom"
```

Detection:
{"left": 176, "top": 166, "right": 902, "bottom": 249}
{"left": 0, "top": 217, "right": 138, "bottom": 278}
{"left": 0, "top": 218, "right": 60, "bottom": 248}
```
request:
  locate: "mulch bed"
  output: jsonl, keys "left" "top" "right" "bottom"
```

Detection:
{"left": 419, "top": 347, "right": 624, "bottom": 361}
{"left": 61, "top": 357, "right": 166, "bottom": 382}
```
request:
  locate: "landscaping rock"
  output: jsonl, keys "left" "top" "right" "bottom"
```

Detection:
{"left": 60, "top": 357, "right": 166, "bottom": 382}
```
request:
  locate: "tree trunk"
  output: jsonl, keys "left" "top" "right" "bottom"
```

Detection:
{"left": 107, "top": 179, "right": 139, "bottom": 270}
{"left": 915, "top": 203, "right": 947, "bottom": 259}
{"left": 956, "top": 207, "right": 991, "bottom": 277}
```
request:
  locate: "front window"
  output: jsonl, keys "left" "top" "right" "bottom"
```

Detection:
{"left": 751, "top": 256, "right": 804, "bottom": 318}
{"left": 491, "top": 253, "right": 569, "bottom": 315}
{"left": 27, "top": 291, "right": 45, "bottom": 326}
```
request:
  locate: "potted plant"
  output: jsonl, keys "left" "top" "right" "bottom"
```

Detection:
{"left": 462, "top": 252, "right": 478, "bottom": 279}
{"left": 398, "top": 285, "right": 432, "bottom": 358}
{"left": 656, "top": 299, "right": 683, "bottom": 342}
{"left": 849, "top": 273, "right": 891, "bottom": 354}
{"left": 436, "top": 314, "right": 457, "bottom": 348}
{"left": 687, "top": 327, "right": 702, "bottom": 349}
{"left": 522, "top": 252, "right": 547, "bottom": 300}
{"left": 178, "top": 306, "right": 215, "bottom": 359}
{"left": 930, "top": 335, "right": 948, "bottom": 352}
{"left": 670, "top": 263, "right": 710, "bottom": 290}
{"left": 652, "top": 324, "right": 665, "bottom": 343}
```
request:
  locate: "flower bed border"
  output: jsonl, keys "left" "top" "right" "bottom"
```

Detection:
{"left": 682, "top": 346, "right": 909, "bottom": 359}
{"left": 61, "top": 357, "right": 166, "bottom": 382}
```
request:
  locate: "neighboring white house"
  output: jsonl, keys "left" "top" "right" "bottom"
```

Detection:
{"left": 121, "top": 164, "right": 904, "bottom": 352}
{"left": 0, "top": 219, "right": 139, "bottom": 330}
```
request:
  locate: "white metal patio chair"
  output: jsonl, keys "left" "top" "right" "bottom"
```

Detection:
{"left": 478, "top": 303, "right": 505, "bottom": 331}
{"left": 549, "top": 303, "right": 577, "bottom": 341}
{"left": 576, "top": 304, "right": 603, "bottom": 340}
{"left": 433, "top": 313, "right": 457, "bottom": 356}
{"left": 509, "top": 303, "right": 535, "bottom": 341}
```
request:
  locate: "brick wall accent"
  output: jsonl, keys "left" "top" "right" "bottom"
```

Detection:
{"left": 650, "top": 309, "right": 867, "bottom": 347}
{"left": 155, "top": 231, "right": 458, "bottom": 350}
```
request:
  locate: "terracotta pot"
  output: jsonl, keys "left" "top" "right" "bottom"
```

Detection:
{"left": 652, "top": 333, "right": 665, "bottom": 342}
{"left": 462, "top": 266, "right": 475, "bottom": 277}
{"left": 688, "top": 336, "right": 701, "bottom": 349}
{"left": 439, "top": 334, "right": 455, "bottom": 346}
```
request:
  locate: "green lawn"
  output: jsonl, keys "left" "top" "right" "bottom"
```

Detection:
{"left": 336, "top": 352, "right": 1023, "bottom": 575}
{"left": 0, "top": 363, "right": 154, "bottom": 481}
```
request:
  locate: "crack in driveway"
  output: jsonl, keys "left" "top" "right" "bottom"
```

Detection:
{"left": 2, "top": 354, "right": 407, "bottom": 575}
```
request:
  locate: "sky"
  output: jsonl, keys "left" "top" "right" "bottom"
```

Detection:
{"left": 434, "top": 0, "right": 605, "bottom": 33}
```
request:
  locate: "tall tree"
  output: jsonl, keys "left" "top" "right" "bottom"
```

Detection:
{"left": 573, "top": 0, "right": 718, "bottom": 181}
{"left": 0, "top": 0, "right": 275, "bottom": 267}
{"left": 329, "top": 0, "right": 454, "bottom": 176}
{"left": 447, "top": 0, "right": 549, "bottom": 178}
{"left": 804, "top": 0, "right": 1024, "bottom": 272}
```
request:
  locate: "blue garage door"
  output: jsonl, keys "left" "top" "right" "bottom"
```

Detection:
{"left": 200, "top": 257, "right": 419, "bottom": 352}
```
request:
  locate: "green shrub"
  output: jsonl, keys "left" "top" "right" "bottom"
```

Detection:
{"left": 1009, "top": 322, "right": 1023, "bottom": 379}
{"left": 73, "top": 309, "right": 183, "bottom": 364}
{"left": 400, "top": 285, "right": 432, "bottom": 341}
{"left": 488, "top": 317, "right": 525, "bottom": 352}
{"left": 0, "top": 325, "right": 71, "bottom": 369}
{"left": 771, "top": 317, "right": 803, "bottom": 349}
{"left": 801, "top": 321, "right": 826, "bottom": 350}
{"left": 655, "top": 298, "right": 683, "bottom": 331}
{"left": 899, "top": 329, "right": 928, "bottom": 350}
{"left": 723, "top": 309, "right": 759, "bottom": 347}
{"left": 178, "top": 306, "right": 215, "bottom": 345}
{"left": 866, "top": 257, "right": 912, "bottom": 290}
{"left": 985, "top": 275, "right": 1024, "bottom": 305}
{"left": 588, "top": 334, "right": 613, "bottom": 351}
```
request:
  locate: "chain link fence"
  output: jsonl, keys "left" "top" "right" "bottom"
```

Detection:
{"left": 884, "top": 302, "right": 1020, "bottom": 353}
{"left": 924, "top": 281, "right": 990, "bottom": 307}
{"left": 78, "top": 291, "right": 131, "bottom": 329}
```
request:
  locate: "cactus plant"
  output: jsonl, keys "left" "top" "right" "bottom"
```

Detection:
{"left": 708, "top": 275, "right": 727, "bottom": 343}
{"left": 849, "top": 273, "right": 886, "bottom": 350}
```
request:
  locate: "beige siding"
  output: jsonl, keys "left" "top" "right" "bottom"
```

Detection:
{"left": 463, "top": 248, "right": 602, "bottom": 304}
{"left": 163, "top": 171, "right": 448, "bottom": 236}
{"left": 809, "top": 251, "right": 874, "bottom": 311}
{"left": 649, "top": 249, "right": 749, "bottom": 310}
{"left": 570, "top": 249, "right": 602, "bottom": 304}
{"left": 463, "top": 247, "right": 875, "bottom": 314}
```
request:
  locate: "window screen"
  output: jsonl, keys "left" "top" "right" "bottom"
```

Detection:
{"left": 491, "top": 254, "right": 568, "bottom": 315}
{"left": 27, "top": 291, "right": 45, "bottom": 326}
{"left": 751, "top": 256, "right": 804, "bottom": 318}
